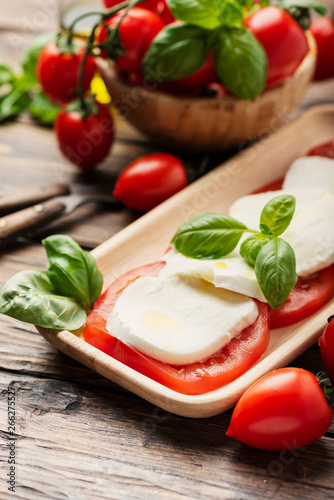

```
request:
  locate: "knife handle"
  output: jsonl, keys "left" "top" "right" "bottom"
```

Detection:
{"left": 0, "top": 183, "right": 69, "bottom": 213}
{"left": 0, "top": 199, "right": 67, "bottom": 246}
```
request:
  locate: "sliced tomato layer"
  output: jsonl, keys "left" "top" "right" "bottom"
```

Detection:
{"left": 84, "top": 262, "right": 270, "bottom": 395}
{"left": 269, "top": 264, "right": 334, "bottom": 329}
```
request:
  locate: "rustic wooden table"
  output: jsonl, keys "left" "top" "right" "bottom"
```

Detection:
{"left": 1, "top": 2, "right": 334, "bottom": 499}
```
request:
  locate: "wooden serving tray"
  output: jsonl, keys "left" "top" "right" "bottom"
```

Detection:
{"left": 38, "top": 104, "right": 334, "bottom": 418}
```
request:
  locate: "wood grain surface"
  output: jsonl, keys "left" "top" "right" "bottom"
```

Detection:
{"left": 0, "top": 1, "right": 334, "bottom": 499}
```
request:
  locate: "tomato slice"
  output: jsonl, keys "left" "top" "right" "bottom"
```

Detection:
{"left": 307, "top": 140, "right": 334, "bottom": 158}
{"left": 84, "top": 262, "right": 270, "bottom": 395}
{"left": 269, "top": 264, "right": 334, "bottom": 329}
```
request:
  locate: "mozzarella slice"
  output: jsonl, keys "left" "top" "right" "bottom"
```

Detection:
{"left": 107, "top": 276, "right": 258, "bottom": 365}
{"left": 229, "top": 188, "right": 324, "bottom": 232}
{"left": 230, "top": 188, "right": 334, "bottom": 276}
{"left": 283, "top": 156, "right": 334, "bottom": 192}
{"left": 160, "top": 249, "right": 266, "bottom": 302}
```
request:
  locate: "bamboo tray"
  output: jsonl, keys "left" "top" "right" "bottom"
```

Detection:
{"left": 38, "top": 104, "right": 334, "bottom": 418}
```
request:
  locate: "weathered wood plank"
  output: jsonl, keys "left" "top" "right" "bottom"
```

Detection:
{"left": 0, "top": 371, "right": 333, "bottom": 500}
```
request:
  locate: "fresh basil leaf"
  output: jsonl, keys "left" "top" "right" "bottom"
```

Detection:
{"left": 0, "top": 62, "right": 15, "bottom": 86}
{"left": 0, "top": 78, "right": 30, "bottom": 122}
{"left": 22, "top": 32, "right": 56, "bottom": 83}
{"left": 278, "top": 0, "right": 327, "bottom": 15}
{"left": 171, "top": 212, "right": 248, "bottom": 259}
{"left": 240, "top": 233, "right": 271, "bottom": 267}
{"left": 168, "top": 0, "right": 233, "bottom": 30}
{"left": 43, "top": 235, "right": 103, "bottom": 309}
{"left": 259, "top": 195, "right": 296, "bottom": 237}
{"left": 0, "top": 270, "right": 86, "bottom": 330}
{"left": 255, "top": 238, "right": 298, "bottom": 309}
{"left": 213, "top": 26, "right": 267, "bottom": 99}
{"left": 29, "top": 91, "right": 59, "bottom": 126}
{"left": 142, "top": 24, "right": 209, "bottom": 81}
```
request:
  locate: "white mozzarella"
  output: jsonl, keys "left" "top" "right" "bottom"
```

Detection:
{"left": 106, "top": 276, "right": 258, "bottom": 365}
{"left": 229, "top": 188, "right": 334, "bottom": 276}
{"left": 283, "top": 156, "right": 334, "bottom": 191}
{"left": 229, "top": 188, "right": 324, "bottom": 232}
{"left": 160, "top": 249, "right": 266, "bottom": 302}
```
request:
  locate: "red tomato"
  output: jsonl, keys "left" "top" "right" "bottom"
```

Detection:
{"left": 244, "top": 6, "right": 309, "bottom": 87}
{"left": 319, "top": 317, "right": 334, "bottom": 380}
{"left": 97, "top": 7, "right": 165, "bottom": 73}
{"left": 113, "top": 153, "right": 188, "bottom": 212}
{"left": 55, "top": 101, "right": 114, "bottom": 169}
{"left": 37, "top": 41, "right": 96, "bottom": 103}
{"left": 269, "top": 264, "right": 334, "bottom": 329}
{"left": 310, "top": 17, "right": 334, "bottom": 81}
{"left": 171, "top": 52, "right": 218, "bottom": 90}
{"left": 226, "top": 368, "right": 333, "bottom": 450}
{"left": 103, "top": 0, "right": 174, "bottom": 23}
{"left": 307, "top": 139, "right": 334, "bottom": 158}
{"left": 83, "top": 262, "right": 270, "bottom": 395}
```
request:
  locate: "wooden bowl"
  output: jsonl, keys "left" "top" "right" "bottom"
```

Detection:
{"left": 98, "top": 32, "right": 316, "bottom": 152}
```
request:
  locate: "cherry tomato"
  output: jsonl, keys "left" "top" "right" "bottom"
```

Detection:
{"left": 244, "top": 6, "right": 309, "bottom": 87}
{"left": 97, "top": 7, "right": 165, "bottom": 73}
{"left": 113, "top": 153, "right": 188, "bottom": 212}
{"left": 319, "top": 317, "right": 334, "bottom": 380}
{"left": 310, "top": 17, "right": 334, "bottom": 81}
{"left": 55, "top": 101, "right": 114, "bottom": 169}
{"left": 226, "top": 368, "right": 333, "bottom": 450}
{"left": 171, "top": 52, "right": 218, "bottom": 90}
{"left": 83, "top": 262, "right": 270, "bottom": 395}
{"left": 269, "top": 264, "right": 334, "bottom": 329}
{"left": 103, "top": 0, "right": 174, "bottom": 23}
{"left": 37, "top": 41, "right": 96, "bottom": 103}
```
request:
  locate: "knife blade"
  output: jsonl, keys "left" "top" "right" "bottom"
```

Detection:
{"left": 0, "top": 188, "right": 122, "bottom": 247}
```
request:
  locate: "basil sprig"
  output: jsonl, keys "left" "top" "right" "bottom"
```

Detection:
{"left": 0, "top": 235, "right": 103, "bottom": 331}
{"left": 171, "top": 195, "right": 298, "bottom": 308}
{"left": 142, "top": 0, "right": 267, "bottom": 99}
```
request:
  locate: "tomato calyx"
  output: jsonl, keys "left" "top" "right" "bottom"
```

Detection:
{"left": 317, "top": 371, "right": 334, "bottom": 406}
{"left": 63, "top": 95, "right": 101, "bottom": 120}
{"left": 278, "top": 0, "right": 327, "bottom": 30}
{"left": 327, "top": 315, "right": 334, "bottom": 324}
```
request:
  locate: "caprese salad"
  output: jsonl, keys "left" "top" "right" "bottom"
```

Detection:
{"left": 83, "top": 140, "right": 334, "bottom": 395}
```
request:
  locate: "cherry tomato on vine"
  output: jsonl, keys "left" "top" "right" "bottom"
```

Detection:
{"left": 37, "top": 41, "right": 96, "bottom": 103}
{"left": 309, "top": 17, "right": 334, "bottom": 81}
{"left": 102, "top": 0, "right": 174, "bottom": 23}
{"left": 113, "top": 153, "right": 188, "bottom": 211}
{"left": 97, "top": 7, "right": 165, "bottom": 73}
{"left": 55, "top": 101, "right": 114, "bottom": 169}
{"left": 226, "top": 368, "right": 333, "bottom": 450}
{"left": 244, "top": 6, "right": 309, "bottom": 87}
{"left": 319, "top": 317, "right": 334, "bottom": 380}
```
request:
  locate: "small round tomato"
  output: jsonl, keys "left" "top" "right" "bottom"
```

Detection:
{"left": 319, "top": 317, "right": 334, "bottom": 380}
{"left": 226, "top": 368, "right": 333, "bottom": 450}
{"left": 171, "top": 52, "right": 218, "bottom": 90}
{"left": 244, "top": 6, "right": 309, "bottom": 87}
{"left": 37, "top": 41, "right": 96, "bottom": 103}
{"left": 55, "top": 101, "right": 114, "bottom": 169}
{"left": 97, "top": 7, "right": 165, "bottom": 73}
{"left": 113, "top": 153, "right": 188, "bottom": 211}
{"left": 103, "top": 0, "right": 174, "bottom": 23}
{"left": 310, "top": 17, "right": 334, "bottom": 81}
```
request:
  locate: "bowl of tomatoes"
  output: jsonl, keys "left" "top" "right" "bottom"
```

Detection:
{"left": 97, "top": 2, "right": 317, "bottom": 152}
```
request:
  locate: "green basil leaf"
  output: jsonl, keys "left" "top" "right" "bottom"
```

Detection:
{"left": 259, "top": 195, "right": 296, "bottom": 237}
{"left": 22, "top": 32, "right": 56, "bottom": 83}
{"left": 168, "top": 0, "right": 240, "bottom": 29}
{"left": 278, "top": 0, "right": 327, "bottom": 15}
{"left": 255, "top": 238, "right": 298, "bottom": 309}
{"left": 0, "top": 78, "right": 30, "bottom": 122}
{"left": 0, "top": 270, "right": 86, "bottom": 330}
{"left": 142, "top": 23, "right": 209, "bottom": 81}
{"left": 213, "top": 26, "right": 267, "bottom": 99}
{"left": 240, "top": 233, "right": 271, "bottom": 267}
{"left": 29, "top": 91, "right": 59, "bottom": 126}
{"left": 43, "top": 235, "right": 103, "bottom": 309}
{"left": 171, "top": 212, "right": 248, "bottom": 259}
{"left": 0, "top": 62, "right": 15, "bottom": 86}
